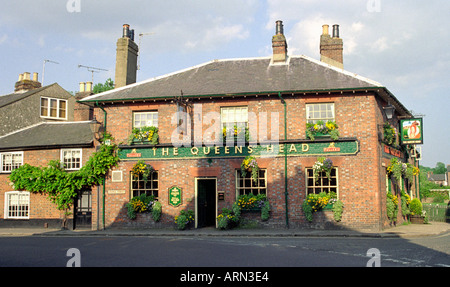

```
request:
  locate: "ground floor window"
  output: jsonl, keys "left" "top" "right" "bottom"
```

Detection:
{"left": 236, "top": 169, "right": 267, "bottom": 196}
{"left": 306, "top": 168, "right": 338, "bottom": 195}
{"left": 4, "top": 191, "right": 30, "bottom": 219}
{"left": 131, "top": 171, "right": 159, "bottom": 198}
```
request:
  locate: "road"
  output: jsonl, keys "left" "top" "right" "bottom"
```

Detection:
{"left": 0, "top": 233, "right": 448, "bottom": 268}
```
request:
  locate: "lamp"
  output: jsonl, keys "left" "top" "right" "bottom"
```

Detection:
{"left": 89, "top": 118, "right": 102, "bottom": 134}
{"left": 383, "top": 103, "right": 396, "bottom": 120}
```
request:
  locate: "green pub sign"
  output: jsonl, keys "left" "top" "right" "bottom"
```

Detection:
{"left": 400, "top": 118, "right": 423, "bottom": 145}
{"left": 169, "top": 186, "right": 183, "bottom": 207}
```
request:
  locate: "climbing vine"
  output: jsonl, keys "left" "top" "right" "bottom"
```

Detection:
{"left": 9, "top": 135, "right": 119, "bottom": 226}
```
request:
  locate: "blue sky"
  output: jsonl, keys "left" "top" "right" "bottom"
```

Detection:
{"left": 0, "top": 0, "right": 448, "bottom": 168}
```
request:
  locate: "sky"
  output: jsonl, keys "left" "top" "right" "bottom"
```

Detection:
{"left": 0, "top": 0, "right": 448, "bottom": 168}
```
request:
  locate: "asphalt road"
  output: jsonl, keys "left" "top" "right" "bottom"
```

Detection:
{"left": 0, "top": 233, "right": 448, "bottom": 268}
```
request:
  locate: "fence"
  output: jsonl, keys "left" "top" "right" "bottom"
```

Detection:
{"left": 422, "top": 203, "right": 450, "bottom": 223}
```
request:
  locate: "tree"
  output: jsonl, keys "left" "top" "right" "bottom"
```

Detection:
{"left": 93, "top": 78, "right": 114, "bottom": 94}
{"left": 434, "top": 162, "right": 446, "bottom": 174}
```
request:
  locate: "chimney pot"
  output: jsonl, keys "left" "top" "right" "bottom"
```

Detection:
{"left": 322, "top": 25, "right": 329, "bottom": 35}
{"left": 86, "top": 81, "right": 93, "bottom": 92}
{"left": 33, "top": 72, "right": 39, "bottom": 82}
{"left": 123, "top": 24, "right": 130, "bottom": 38}
{"left": 79, "top": 82, "right": 86, "bottom": 92}
{"left": 275, "top": 20, "right": 284, "bottom": 35}
{"left": 23, "top": 72, "right": 30, "bottom": 81}
{"left": 332, "top": 24, "right": 340, "bottom": 38}
{"left": 18, "top": 74, "right": 23, "bottom": 81}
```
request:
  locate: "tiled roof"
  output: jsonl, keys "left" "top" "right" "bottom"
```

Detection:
{"left": 0, "top": 122, "right": 94, "bottom": 151}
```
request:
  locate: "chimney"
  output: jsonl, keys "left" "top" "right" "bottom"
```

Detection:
{"left": 86, "top": 81, "right": 93, "bottom": 92}
{"left": 115, "top": 24, "right": 139, "bottom": 88}
{"left": 320, "top": 24, "right": 344, "bottom": 69}
{"left": 272, "top": 20, "right": 288, "bottom": 64}
{"left": 79, "top": 82, "right": 86, "bottom": 93}
{"left": 14, "top": 72, "right": 42, "bottom": 93}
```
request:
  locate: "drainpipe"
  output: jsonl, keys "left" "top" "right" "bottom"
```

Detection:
{"left": 277, "top": 92, "right": 289, "bottom": 229}
{"left": 96, "top": 101, "right": 107, "bottom": 230}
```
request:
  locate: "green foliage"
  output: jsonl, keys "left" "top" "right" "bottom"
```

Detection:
{"left": 400, "top": 190, "right": 411, "bottom": 217}
{"left": 9, "top": 141, "right": 119, "bottom": 213}
{"left": 175, "top": 210, "right": 194, "bottom": 230}
{"left": 386, "top": 192, "right": 399, "bottom": 223}
{"left": 332, "top": 200, "right": 344, "bottom": 222}
{"left": 382, "top": 122, "right": 397, "bottom": 146}
{"left": 152, "top": 201, "right": 162, "bottom": 222}
{"left": 306, "top": 121, "right": 339, "bottom": 141}
{"left": 93, "top": 78, "right": 114, "bottom": 94}
{"left": 128, "top": 126, "right": 159, "bottom": 145}
{"left": 302, "top": 200, "right": 314, "bottom": 222}
{"left": 409, "top": 198, "right": 423, "bottom": 216}
{"left": 261, "top": 201, "right": 271, "bottom": 221}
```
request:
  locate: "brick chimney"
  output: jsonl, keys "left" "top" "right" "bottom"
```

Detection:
{"left": 320, "top": 24, "right": 344, "bottom": 69}
{"left": 115, "top": 24, "right": 139, "bottom": 88}
{"left": 272, "top": 20, "right": 288, "bottom": 64}
{"left": 14, "top": 72, "right": 42, "bottom": 93}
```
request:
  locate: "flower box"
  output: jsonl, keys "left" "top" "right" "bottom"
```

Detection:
{"left": 410, "top": 215, "right": 424, "bottom": 224}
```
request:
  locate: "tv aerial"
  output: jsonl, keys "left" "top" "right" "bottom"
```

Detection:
{"left": 78, "top": 64, "right": 108, "bottom": 83}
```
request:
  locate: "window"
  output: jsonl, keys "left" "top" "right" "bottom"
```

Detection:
{"left": 1, "top": 152, "right": 23, "bottom": 173}
{"left": 131, "top": 171, "right": 159, "bottom": 198}
{"left": 133, "top": 111, "right": 158, "bottom": 128}
{"left": 40, "top": 97, "right": 68, "bottom": 120}
{"left": 236, "top": 169, "right": 267, "bottom": 196}
{"left": 61, "top": 149, "right": 82, "bottom": 170}
{"left": 4, "top": 192, "right": 30, "bottom": 219}
{"left": 306, "top": 168, "right": 338, "bottom": 195}
{"left": 221, "top": 107, "right": 248, "bottom": 129}
{"left": 306, "top": 103, "right": 335, "bottom": 123}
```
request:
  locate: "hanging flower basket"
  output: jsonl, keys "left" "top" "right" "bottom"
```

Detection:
{"left": 312, "top": 157, "right": 333, "bottom": 182}
{"left": 240, "top": 156, "right": 259, "bottom": 184}
{"left": 131, "top": 160, "right": 154, "bottom": 183}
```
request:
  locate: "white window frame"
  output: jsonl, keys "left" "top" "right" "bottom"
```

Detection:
{"left": 4, "top": 191, "right": 30, "bottom": 219}
{"left": 305, "top": 167, "right": 339, "bottom": 196}
{"left": 221, "top": 106, "right": 249, "bottom": 128}
{"left": 40, "top": 97, "right": 68, "bottom": 120}
{"left": 61, "top": 149, "right": 82, "bottom": 171}
{"left": 133, "top": 111, "right": 158, "bottom": 129}
{"left": 235, "top": 169, "right": 267, "bottom": 198}
{"left": 306, "top": 103, "right": 335, "bottom": 123}
{"left": 0, "top": 152, "right": 24, "bottom": 173}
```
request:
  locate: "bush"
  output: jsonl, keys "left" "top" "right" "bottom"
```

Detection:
{"left": 151, "top": 201, "right": 162, "bottom": 222}
{"left": 332, "top": 200, "right": 344, "bottom": 222}
{"left": 410, "top": 198, "right": 423, "bottom": 216}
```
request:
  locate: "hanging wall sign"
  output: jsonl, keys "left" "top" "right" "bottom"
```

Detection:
{"left": 169, "top": 186, "right": 183, "bottom": 207}
{"left": 400, "top": 118, "right": 423, "bottom": 145}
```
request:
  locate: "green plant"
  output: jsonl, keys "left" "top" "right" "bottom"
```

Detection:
{"left": 409, "top": 198, "right": 423, "bottom": 216}
{"left": 128, "top": 126, "right": 159, "bottom": 145}
{"left": 240, "top": 156, "right": 259, "bottom": 184}
{"left": 332, "top": 200, "right": 344, "bottom": 222}
{"left": 237, "top": 193, "right": 267, "bottom": 210}
{"left": 312, "top": 157, "right": 333, "bottom": 182}
{"left": 386, "top": 192, "right": 399, "bottom": 223}
{"left": 217, "top": 207, "right": 240, "bottom": 230}
{"left": 383, "top": 122, "right": 397, "bottom": 146}
{"left": 175, "top": 210, "right": 194, "bottom": 230}
{"left": 9, "top": 137, "right": 119, "bottom": 228}
{"left": 400, "top": 190, "right": 411, "bottom": 217}
{"left": 131, "top": 161, "right": 154, "bottom": 184}
{"left": 223, "top": 125, "right": 250, "bottom": 142}
{"left": 261, "top": 201, "right": 271, "bottom": 221}
{"left": 302, "top": 192, "right": 338, "bottom": 222}
{"left": 152, "top": 201, "right": 162, "bottom": 222}
{"left": 306, "top": 121, "right": 339, "bottom": 141}
{"left": 302, "top": 200, "right": 314, "bottom": 222}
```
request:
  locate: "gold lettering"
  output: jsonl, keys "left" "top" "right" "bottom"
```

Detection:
{"left": 173, "top": 147, "right": 179, "bottom": 156}
{"left": 267, "top": 145, "right": 273, "bottom": 153}
{"left": 224, "top": 146, "right": 230, "bottom": 154}
{"left": 215, "top": 146, "right": 220, "bottom": 155}
{"left": 248, "top": 146, "right": 253, "bottom": 154}
{"left": 191, "top": 147, "right": 199, "bottom": 155}
{"left": 235, "top": 146, "right": 243, "bottom": 154}
{"left": 162, "top": 148, "right": 169, "bottom": 156}
{"left": 152, "top": 147, "right": 157, "bottom": 156}
{"left": 289, "top": 144, "right": 297, "bottom": 153}
{"left": 302, "top": 144, "right": 310, "bottom": 152}
{"left": 279, "top": 144, "right": 284, "bottom": 154}
{"left": 203, "top": 147, "right": 211, "bottom": 155}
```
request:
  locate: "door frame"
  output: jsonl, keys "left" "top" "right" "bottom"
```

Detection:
{"left": 194, "top": 177, "right": 218, "bottom": 229}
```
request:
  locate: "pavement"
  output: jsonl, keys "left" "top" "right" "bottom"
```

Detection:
{"left": 1, "top": 222, "right": 449, "bottom": 239}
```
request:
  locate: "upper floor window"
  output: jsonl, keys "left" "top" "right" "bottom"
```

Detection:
{"left": 61, "top": 149, "right": 82, "bottom": 170}
{"left": 221, "top": 107, "right": 248, "bottom": 128}
{"left": 1, "top": 152, "right": 23, "bottom": 173}
{"left": 306, "top": 103, "right": 335, "bottom": 124}
{"left": 133, "top": 111, "right": 158, "bottom": 128}
{"left": 40, "top": 97, "right": 67, "bottom": 120}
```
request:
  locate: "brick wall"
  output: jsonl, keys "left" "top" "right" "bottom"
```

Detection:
{"left": 92, "top": 91, "right": 408, "bottom": 231}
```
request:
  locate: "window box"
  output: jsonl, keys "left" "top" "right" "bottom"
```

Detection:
{"left": 306, "top": 121, "right": 339, "bottom": 141}
{"left": 127, "top": 126, "right": 159, "bottom": 145}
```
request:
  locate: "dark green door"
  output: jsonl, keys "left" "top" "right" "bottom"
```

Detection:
{"left": 197, "top": 179, "right": 216, "bottom": 228}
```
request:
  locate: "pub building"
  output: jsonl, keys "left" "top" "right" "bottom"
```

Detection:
{"left": 80, "top": 22, "right": 421, "bottom": 231}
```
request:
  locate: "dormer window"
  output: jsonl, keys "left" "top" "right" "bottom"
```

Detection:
{"left": 40, "top": 97, "right": 67, "bottom": 120}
